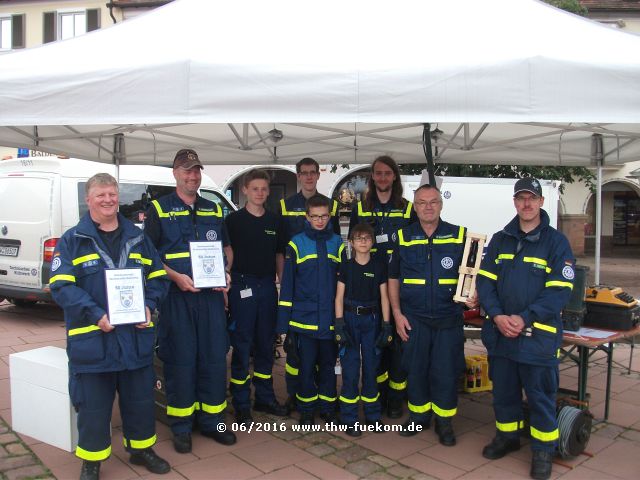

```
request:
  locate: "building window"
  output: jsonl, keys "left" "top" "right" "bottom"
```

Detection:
{"left": 43, "top": 9, "right": 100, "bottom": 43}
{"left": 0, "top": 14, "right": 25, "bottom": 50}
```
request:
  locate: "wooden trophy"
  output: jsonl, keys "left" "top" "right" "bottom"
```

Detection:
{"left": 453, "top": 232, "right": 487, "bottom": 304}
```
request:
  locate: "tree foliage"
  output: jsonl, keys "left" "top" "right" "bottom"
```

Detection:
{"left": 543, "top": 0, "right": 588, "bottom": 16}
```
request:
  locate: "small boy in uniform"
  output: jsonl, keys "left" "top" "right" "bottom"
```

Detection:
{"left": 334, "top": 223, "right": 392, "bottom": 436}
{"left": 277, "top": 195, "right": 344, "bottom": 425}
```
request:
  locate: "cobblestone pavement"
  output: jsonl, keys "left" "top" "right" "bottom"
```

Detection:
{"left": 0, "top": 418, "right": 53, "bottom": 480}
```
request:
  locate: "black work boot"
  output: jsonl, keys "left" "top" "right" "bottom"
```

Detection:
{"left": 386, "top": 398, "right": 403, "bottom": 419}
{"left": 253, "top": 401, "right": 289, "bottom": 416}
{"left": 299, "top": 411, "right": 315, "bottom": 425}
{"left": 530, "top": 450, "right": 554, "bottom": 480}
{"left": 129, "top": 448, "right": 171, "bottom": 474}
{"left": 173, "top": 432, "right": 192, "bottom": 454}
{"left": 482, "top": 435, "right": 521, "bottom": 460}
{"left": 434, "top": 417, "right": 456, "bottom": 446}
{"left": 79, "top": 460, "right": 100, "bottom": 480}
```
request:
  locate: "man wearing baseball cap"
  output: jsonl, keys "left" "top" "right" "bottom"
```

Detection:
{"left": 477, "top": 177, "right": 575, "bottom": 480}
{"left": 145, "top": 149, "right": 237, "bottom": 452}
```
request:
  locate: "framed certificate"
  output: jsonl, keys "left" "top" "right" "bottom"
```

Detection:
{"left": 189, "top": 241, "right": 227, "bottom": 288}
{"left": 105, "top": 268, "right": 146, "bottom": 325}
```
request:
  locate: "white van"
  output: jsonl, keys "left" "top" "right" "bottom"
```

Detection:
{"left": 0, "top": 157, "right": 236, "bottom": 306}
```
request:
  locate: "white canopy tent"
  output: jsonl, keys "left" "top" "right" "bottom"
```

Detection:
{"left": 0, "top": 0, "right": 639, "bottom": 169}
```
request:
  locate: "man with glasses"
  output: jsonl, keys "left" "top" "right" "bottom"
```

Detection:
{"left": 279, "top": 157, "right": 340, "bottom": 410}
{"left": 349, "top": 155, "right": 416, "bottom": 418}
{"left": 477, "top": 178, "right": 574, "bottom": 480}
{"left": 389, "top": 184, "right": 475, "bottom": 445}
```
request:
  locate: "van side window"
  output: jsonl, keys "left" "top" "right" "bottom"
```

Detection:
{"left": 200, "top": 189, "right": 235, "bottom": 218}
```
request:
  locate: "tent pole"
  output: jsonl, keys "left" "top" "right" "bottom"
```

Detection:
{"left": 113, "top": 133, "right": 124, "bottom": 182}
{"left": 592, "top": 133, "right": 603, "bottom": 285}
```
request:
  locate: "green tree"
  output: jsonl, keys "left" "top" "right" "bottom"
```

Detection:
{"left": 543, "top": 0, "right": 588, "bottom": 16}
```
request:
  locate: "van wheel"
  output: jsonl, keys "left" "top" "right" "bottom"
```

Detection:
{"left": 11, "top": 299, "right": 37, "bottom": 308}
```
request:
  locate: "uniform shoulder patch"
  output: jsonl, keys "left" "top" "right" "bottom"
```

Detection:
{"left": 562, "top": 265, "right": 575, "bottom": 280}
{"left": 51, "top": 257, "right": 61, "bottom": 272}
{"left": 206, "top": 230, "right": 217, "bottom": 241}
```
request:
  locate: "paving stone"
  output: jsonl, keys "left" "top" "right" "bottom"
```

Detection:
{"left": 410, "top": 474, "right": 439, "bottom": 480}
{"left": 271, "top": 429, "right": 301, "bottom": 441}
{"left": 366, "top": 471, "right": 398, "bottom": 480}
{"left": 0, "top": 432, "right": 18, "bottom": 444}
{"left": 323, "top": 453, "right": 348, "bottom": 468}
{"left": 0, "top": 445, "right": 8, "bottom": 458}
{"left": 387, "top": 464, "right": 420, "bottom": 478}
{"left": 620, "top": 428, "right": 640, "bottom": 442}
{"left": 367, "top": 454, "right": 396, "bottom": 468}
{"left": 334, "top": 445, "right": 371, "bottom": 463}
{"left": 304, "top": 432, "right": 334, "bottom": 444}
{"left": 327, "top": 437, "right": 352, "bottom": 450}
{"left": 344, "top": 459, "right": 382, "bottom": 477}
{"left": 0, "top": 424, "right": 8, "bottom": 434}
{"left": 306, "top": 443, "right": 335, "bottom": 457}
{"left": 0, "top": 455, "right": 35, "bottom": 470}
{"left": 595, "top": 424, "right": 626, "bottom": 439}
{"left": 291, "top": 438, "right": 314, "bottom": 450}
{"left": 5, "top": 464, "right": 47, "bottom": 480}
{"left": 4, "top": 443, "right": 29, "bottom": 456}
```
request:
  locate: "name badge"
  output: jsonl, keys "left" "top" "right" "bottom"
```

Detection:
{"left": 376, "top": 234, "right": 389, "bottom": 244}
{"left": 240, "top": 288, "right": 253, "bottom": 299}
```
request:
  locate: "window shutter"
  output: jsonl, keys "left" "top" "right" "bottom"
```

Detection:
{"left": 43, "top": 11, "right": 56, "bottom": 43}
{"left": 11, "top": 14, "right": 25, "bottom": 49}
{"left": 87, "top": 9, "right": 100, "bottom": 32}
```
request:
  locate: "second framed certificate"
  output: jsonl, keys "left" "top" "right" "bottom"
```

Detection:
{"left": 189, "top": 241, "right": 227, "bottom": 288}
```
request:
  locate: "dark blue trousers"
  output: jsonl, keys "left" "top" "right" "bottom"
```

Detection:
{"left": 229, "top": 274, "right": 278, "bottom": 411}
{"left": 69, "top": 366, "right": 156, "bottom": 461}
{"left": 402, "top": 319, "right": 465, "bottom": 423}
{"left": 339, "top": 312, "right": 382, "bottom": 424}
{"left": 157, "top": 289, "right": 228, "bottom": 435}
{"left": 489, "top": 356, "right": 559, "bottom": 452}
{"left": 297, "top": 335, "right": 337, "bottom": 414}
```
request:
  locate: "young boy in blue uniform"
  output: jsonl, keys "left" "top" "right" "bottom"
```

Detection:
{"left": 277, "top": 195, "right": 344, "bottom": 425}
{"left": 334, "top": 223, "right": 392, "bottom": 437}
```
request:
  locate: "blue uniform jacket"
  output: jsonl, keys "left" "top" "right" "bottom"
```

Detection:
{"left": 349, "top": 199, "right": 415, "bottom": 260}
{"left": 279, "top": 192, "right": 340, "bottom": 242}
{"left": 50, "top": 213, "right": 169, "bottom": 374}
{"left": 277, "top": 222, "right": 345, "bottom": 339}
{"left": 477, "top": 209, "right": 575, "bottom": 366}
{"left": 145, "top": 192, "right": 226, "bottom": 290}
{"left": 389, "top": 219, "right": 466, "bottom": 328}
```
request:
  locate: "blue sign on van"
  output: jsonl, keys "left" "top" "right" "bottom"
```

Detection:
{"left": 17, "top": 148, "right": 29, "bottom": 158}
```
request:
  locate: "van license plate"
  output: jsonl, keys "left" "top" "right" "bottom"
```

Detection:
{"left": 0, "top": 246, "right": 19, "bottom": 257}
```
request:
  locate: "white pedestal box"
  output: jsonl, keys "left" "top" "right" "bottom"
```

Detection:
{"left": 10, "top": 346, "right": 78, "bottom": 452}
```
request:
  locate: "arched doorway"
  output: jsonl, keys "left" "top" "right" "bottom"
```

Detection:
{"left": 223, "top": 166, "right": 297, "bottom": 213}
{"left": 584, "top": 179, "right": 640, "bottom": 255}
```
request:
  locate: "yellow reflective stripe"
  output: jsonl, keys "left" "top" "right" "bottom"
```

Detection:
{"left": 123, "top": 434, "right": 156, "bottom": 450}
{"left": 339, "top": 395, "right": 360, "bottom": 404}
{"left": 147, "top": 321, "right": 154, "bottom": 328}
{"left": 377, "top": 371, "right": 389, "bottom": 383}
{"left": 72, "top": 253, "right": 100, "bottom": 265}
{"left": 68, "top": 325, "right": 101, "bottom": 337}
{"left": 151, "top": 200, "right": 190, "bottom": 218}
{"left": 530, "top": 426, "right": 559, "bottom": 442}
{"left": 408, "top": 402, "right": 432, "bottom": 413}
{"left": 76, "top": 445, "right": 111, "bottom": 461}
{"left": 533, "top": 322, "right": 557, "bottom": 334}
{"left": 285, "top": 363, "right": 299, "bottom": 376}
{"left": 195, "top": 205, "right": 222, "bottom": 217}
{"left": 230, "top": 375, "right": 251, "bottom": 385}
{"left": 167, "top": 402, "right": 199, "bottom": 417}
{"left": 296, "top": 393, "right": 318, "bottom": 403}
{"left": 280, "top": 199, "right": 305, "bottom": 216}
{"left": 50, "top": 274, "right": 76, "bottom": 284}
{"left": 403, "top": 278, "right": 426, "bottom": 285}
{"left": 389, "top": 380, "right": 407, "bottom": 391}
{"left": 165, "top": 252, "right": 190, "bottom": 259}
{"left": 523, "top": 257, "right": 548, "bottom": 267}
{"left": 319, "top": 394, "right": 337, "bottom": 402}
{"left": 432, "top": 226, "right": 465, "bottom": 244}
{"left": 128, "top": 253, "right": 152, "bottom": 265}
{"left": 201, "top": 400, "right": 227, "bottom": 414}
{"left": 404, "top": 201, "right": 413, "bottom": 218}
{"left": 546, "top": 280, "right": 573, "bottom": 289}
{"left": 478, "top": 269, "right": 497, "bottom": 281}
{"left": 298, "top": 253, "right": 318, "bottom": 264}
{"left": 497, "top": 253, "right": 514, "bottom": 261}
{"left": 361, "top": 393, "right": 380, "bottom": 403}
{"left": 147, "top": 269, "right": 167, "bottom": 280}
{"left": 496, "top": 420, "right": 522, "bottom": 433}
{"left": 432, "top": 404, "right": 457, "bottom": 417}
{"left": 398, "top": 229, "right": 428, "bottom": 246}
{"left": 279, "top": 300, "right": 293, "bottom": 307}
{"left": 545, "top": 267, "right": 552, "bottom": 273}
{"left": 288, "top": 241, "right": 300, "bottom": 260}
{"left": 438, "top": 278, "right": 458, "bottom": 285}
{"left": 289, "top": 321, "right": 318, "bottom": 331}
{"left": 331, "top": 200, "right": 338, "bottom": 216}
{"left": 253, "top": 371, "right": 271, "bottom": 380}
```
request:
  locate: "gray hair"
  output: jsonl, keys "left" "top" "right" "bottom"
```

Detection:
{"left": 85, "top": 173, "right": 119, "bottom": 195}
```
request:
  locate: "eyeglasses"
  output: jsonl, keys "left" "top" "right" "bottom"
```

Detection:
{"left": 514, "top": 195, "right": 540, "bottom": 203}
{"left": 308, "top": 214, "right": 329, "bottom": 221}
{"left": 353, "top": 236, "right": 373, "bottom": 242}
{"left": 298, "top": 170, "right": 319, "bottom": 177}
{"left": 414, "top": 200, "right": 442, "bottom": 208}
